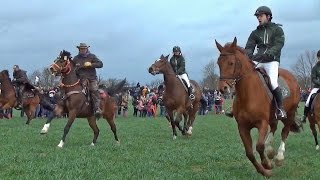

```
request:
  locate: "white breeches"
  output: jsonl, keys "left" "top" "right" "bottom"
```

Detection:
{"left": 178, "top": 73, "right": 191, "bottom": 87}
{"left": 254, "top": 61, "right": 279, "bottom": 90}
{"left": 306, "top": 88, "right": 319, "bottom": 107}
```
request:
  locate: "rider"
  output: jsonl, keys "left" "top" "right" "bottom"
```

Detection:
{"left": 301, "top": 50, "right": 320, "bottom": 123}
{"left": 73, "top": 43, "right": 103, "bottom": 117}
{"left": 12, "top": 65, "right": 29, "bottom": 109}
{"left": 169, "top": 46, "right": 195, "bottom": 100}
{"left": 245, "top": 6, "right": 286, "bottom": 119}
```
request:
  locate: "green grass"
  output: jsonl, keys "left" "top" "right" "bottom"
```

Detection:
{"left": 0, "top": 103, "right": 319, "bottom": 180}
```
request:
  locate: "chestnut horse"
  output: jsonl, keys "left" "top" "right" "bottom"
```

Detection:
{"left": 148, "top": 54, "right": 202, "bottom": 139}
{"left": 215, "top": 38, "right": 301, "bottom": 177}
{"left": 49, "top": 50, "right": 118, "bottom": 148}
{"left": 0, "top": 70, "right": 40, "bottom": 124}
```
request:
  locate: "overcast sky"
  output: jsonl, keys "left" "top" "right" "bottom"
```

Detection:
{"left": 0, "top": 0, "right": 319, "bottom": 84}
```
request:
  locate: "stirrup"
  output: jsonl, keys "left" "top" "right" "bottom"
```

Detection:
{"left": 189, "top": 94, "right": 195, "bottom": 100}
{"left": 276, "top": 109, "right": 287, "bottom": 119}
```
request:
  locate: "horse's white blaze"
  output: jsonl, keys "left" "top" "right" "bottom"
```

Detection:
{"left": 275, "top": 141, "right": 285, "bottom": 160}
{"left": 41, "top": 123, "right": 50, "bottom": 133}
{"left": 57, "top": 140, "right": 64, "bottom": 148}
{"left": 316, "top": 145, "right": 319, "bottom": 150}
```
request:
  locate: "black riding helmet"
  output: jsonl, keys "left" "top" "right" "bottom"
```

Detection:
{"left": 173, "top": 46, "right": 181, "bottom": 53}
{"left": 254, "top": 6, "right": 272, "bottom": 16}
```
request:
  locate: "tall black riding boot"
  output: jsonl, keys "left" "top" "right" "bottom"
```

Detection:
{"left": 273, "top": 87, "right": 287, "bottom": 119}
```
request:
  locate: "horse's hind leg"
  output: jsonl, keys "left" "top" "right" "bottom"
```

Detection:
{"left": 174, "top": 112, "right": 185, "bottom": 135}
{"left": 265, "top": 121, "right": 278, "bottom": 160}
{"left": 25, "top": 106, "right": 34, "bottom": 125}
{"left": 87, "top": 116, "right": 100, "bottom": 146}
{"left": 275, "top": 116, "right": 293, "bottom": 166}
{"left": 186, "top": 104, "right": 199, "bottom": 135}
{"left": 57, "top": 111, "right": 76, "bottom": 148}
{"left": 41, "top": 111, "right": 55, "bottom": 134}
{"left": 309, "top": 118, "right": 319, "bottom": 150}
{"left": 105, "top": 115, "right": 119, "bottom": 143}
{"left": 238, "top": 125, "right": 271, "bottom": 177}
{"left": 257, "top": 121, "right": 272, "bottom": 170}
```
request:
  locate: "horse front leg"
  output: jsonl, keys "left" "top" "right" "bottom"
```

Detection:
{"left": 167, "top": 110, "right": 177, "bottom": 140}
{"left": 238, "top": 124, "right": 272, "bottom": 177}
{"left": 257, "top": 121, "right": 272, "bottom": 170}
{"left": 57, "top": 111, "right": 76, "bottom": 148}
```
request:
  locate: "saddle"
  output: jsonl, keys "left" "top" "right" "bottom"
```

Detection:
{"left": 256, "top": 67, "right": 290, "bottom": 100}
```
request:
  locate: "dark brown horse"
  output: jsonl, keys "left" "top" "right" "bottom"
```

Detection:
{"left": 0, "top": 70, "right": 40, "bottom": 124}
{"left": 49, "top": 50, "right": 118, "bottom": 148}
{"left": 215, "top": 38, "right": 301, "bottom": 177}
{"left": 148, "top": 54, "right": 202, "bottom": 139}
{"left": 306, "top": 94, "right": 320, "bottom": 150}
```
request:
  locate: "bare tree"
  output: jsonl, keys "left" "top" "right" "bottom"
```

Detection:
{"left": 291, "top": 50, "right": 317, "bottom": 89}
{"left": 202, "top": 59, "right": 219, "bottom": 90}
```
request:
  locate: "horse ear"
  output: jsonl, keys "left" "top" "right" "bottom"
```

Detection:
{"left": 165, "top": 54, "right": 170, "bottom": 59}
{"left": 215, "top": 40, "right": 223, "bottom": 52}
{"left": 231, "top": 37, "right": 237, "bottom": 48}
{"left": 160, "top": 54, "right": 164, "bottom": 58}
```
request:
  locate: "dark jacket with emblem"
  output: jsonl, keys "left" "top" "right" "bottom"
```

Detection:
{"left": 73, "top": 53, "right": 103, "bottom": 80}
{"left": 311, "top": 62, "right": 320, "bottom": 88}
{"left": 13, "top": 69, "right": 29, "bottom": 84}
{"left": 245, "top": 22, "right": 285, "bottom": 63}
{"left": 169, "top": 55, "right": 186, "bottom": 75}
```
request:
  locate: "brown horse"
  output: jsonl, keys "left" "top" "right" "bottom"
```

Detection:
{"left": 306, "top": 94, "right": 320, "bottom": 150}
{"left": 49, "top": 50, "right": 118, "bottom": 148}
{"left": 0, "top": 70, "right": 40, "bottom": 124}
{"left": 215, "top": 38, "right": 301, "bottom": 177}
{"left": 148, "top": 54, "right": 202, "bottom": 139}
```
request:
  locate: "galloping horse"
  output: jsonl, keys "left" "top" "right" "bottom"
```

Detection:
{"left": 0, "top": 70, "right": 40, "bottom": 124}
{"left": 49, "top": 50, "right": 119, "bottom": 148}
{"left": 215, "top": 38, "right": 301, "bottom": 177}
{"left": 148, "top": 54, "right": 202, "bottom": 139}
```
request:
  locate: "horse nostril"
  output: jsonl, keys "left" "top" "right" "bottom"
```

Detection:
{"left": 224, "top": 86, "right": 228, "bottom": 90}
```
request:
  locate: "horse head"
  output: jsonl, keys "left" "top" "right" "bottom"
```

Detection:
{"left": 215, "top": 37, "right": 253, "bottom": 94}
{"left": 49, "top": 50, "right": 73, "bottom": 75}
{"left": 0, "top": 70, "right": 10, "bottom": 83}
{"left": 148, "top": 54, "right": 170, "bottom": 75}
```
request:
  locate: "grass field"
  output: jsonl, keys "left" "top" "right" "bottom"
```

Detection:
{"left": 0, "top": 103, "right": 319, "bottom": 180}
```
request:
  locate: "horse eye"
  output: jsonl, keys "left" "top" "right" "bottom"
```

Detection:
{"left": 228, "top": 62, "right": 234, "bottom": 66}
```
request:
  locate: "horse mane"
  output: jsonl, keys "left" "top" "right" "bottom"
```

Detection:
{"left": 223, "top": 43, "right": 255, "bottom": 66}
{"left": 1, "top": 70, "right": 10, "bottom": 78}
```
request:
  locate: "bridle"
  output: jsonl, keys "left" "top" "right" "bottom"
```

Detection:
{"left": 218, "top": 52, "right": 243, "bottom": 86}
{"left": 51, "top": 59, "right": 72, "bottom": 75}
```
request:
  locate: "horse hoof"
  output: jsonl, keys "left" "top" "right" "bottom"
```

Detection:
{"left": 262, "top": 169, "right": 272, "bottom": 177}
{"left": 115, "top": 141, "right": 120, "bottom": 146}
{"left": 90, "top": 143, "right": 95, "bottom": 147}
{"left": 266, "top": 148, "right": 275, "bottom": 159}
{"left": 316, "top": 145, "right": 319, "bottom": 150}
{"left": 173, "top": 136, "right": 177, "bottom": 140}
{"left": 40, "top": 130, "right": 48, "bottom": 134}
{"left": 57, "top": 140, "right": 64, "bottom": 148}
{"left": 262, "top": 160, "right": 273, "bottom": 170}
{"left": 274, "top": 158, "right": 284, "bottom": 167}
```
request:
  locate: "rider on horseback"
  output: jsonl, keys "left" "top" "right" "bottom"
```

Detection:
{"left": 12, "top": 65, "right": 29, "bottom": 109}
{"left": 301, "top": 50, "right": 320, "bottom": 123}
{"left": 169, "top": 46, "right": 195, "bottom": 100}
{"left": 246, "top": 6, "right": 287, "bottom": 119}
{"left": 73, "top": 43, "right": 103, "bottom": 117}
